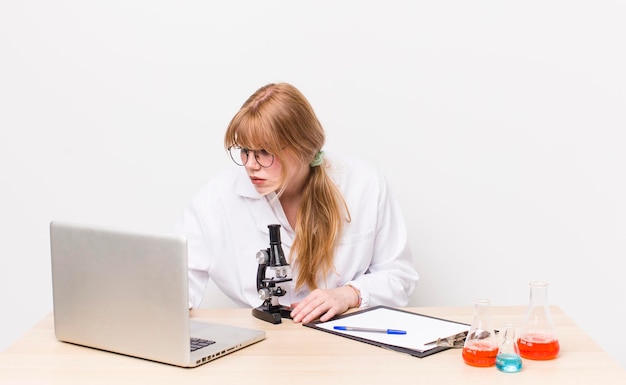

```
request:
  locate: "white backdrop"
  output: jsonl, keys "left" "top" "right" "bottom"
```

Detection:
{"left": 1, "top": 1, "right": 625, "bottom": 369}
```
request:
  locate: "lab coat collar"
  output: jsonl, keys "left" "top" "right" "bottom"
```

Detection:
{"left": 232, "top": 168, "right": 294, "bottom": 248}
{"left": 233, "top": 167, "right": 262, "bottom": 199}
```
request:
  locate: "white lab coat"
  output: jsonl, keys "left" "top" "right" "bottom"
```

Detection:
{"left": 174, "top": 153, "right": 419, "bottom": 309}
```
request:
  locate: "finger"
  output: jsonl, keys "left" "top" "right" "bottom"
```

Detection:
{"left": 299, "top": 305, "right": 329, "bottom": 324}
{"left": 318, "top": 307, "right": 339, "bottom": 323}
{"left": 290, "top": 297, "right": 314, "bottom": 320}
{"left": 292, "top": 294, "right": 326, "bottom": 323}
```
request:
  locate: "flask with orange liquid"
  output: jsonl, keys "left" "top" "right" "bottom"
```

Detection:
{"left": 462, "top": 298, "right": 499, "bottom": 367}
{"left": 517, "top": 281, "right": 560, "bottom": 360}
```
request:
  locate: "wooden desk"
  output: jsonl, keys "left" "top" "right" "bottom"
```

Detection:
{"left": 1, "top": 306, "right": 624, "bottom": 384}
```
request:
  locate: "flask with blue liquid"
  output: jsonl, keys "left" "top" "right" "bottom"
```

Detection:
{"left": 496, "top": 324, "right": 523, "bottom": 373}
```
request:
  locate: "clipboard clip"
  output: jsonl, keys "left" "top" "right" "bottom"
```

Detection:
{"left": 425, "top": 330, "right": 468, "bottom": 348}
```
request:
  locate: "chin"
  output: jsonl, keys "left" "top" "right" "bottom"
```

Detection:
{"left": 254, "top": 186, "right": 272, "bottom": 195}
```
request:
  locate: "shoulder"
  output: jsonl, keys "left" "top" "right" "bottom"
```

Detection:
{"left": 194, "top": 167, "right": 237, "bottom": 194}
{"left": 190, "top": 166, "right": 258, "bottom": 205}
{"left": 324, "top": 152, "right": 386, "bottom": 188}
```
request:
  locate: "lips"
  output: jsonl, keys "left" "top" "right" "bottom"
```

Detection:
{"left": 250, "top": 176, "right": 265, "bottom": 185}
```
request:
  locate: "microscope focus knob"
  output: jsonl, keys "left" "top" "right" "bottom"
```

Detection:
{"left": 256, "top": 250, "right": 269, "bottom": 264}
{"left": 258, "top": 288, "right": 271, "bottom": 300}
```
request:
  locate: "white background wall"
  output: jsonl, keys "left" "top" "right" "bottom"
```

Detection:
{"left": 1, "top": 0, "right": 624, "bottom": 369}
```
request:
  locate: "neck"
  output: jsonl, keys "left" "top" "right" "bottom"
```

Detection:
{"left": 279, "top": 192, "right": 301, "bottom": 229}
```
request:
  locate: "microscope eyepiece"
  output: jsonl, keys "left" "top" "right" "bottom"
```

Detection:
{"left": 268, "top": 224, "right": 281, "bottom": 245}
{"left": 267, "top": 224, "right": 289, "bottom": 268}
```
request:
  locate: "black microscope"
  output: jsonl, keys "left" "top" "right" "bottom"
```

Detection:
{"left": 252, "top": 224, "right": 293, "bottom": 324}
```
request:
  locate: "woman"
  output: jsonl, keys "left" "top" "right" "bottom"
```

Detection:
{"left": 175, "top": 82, "right": 418, "bottom": 324}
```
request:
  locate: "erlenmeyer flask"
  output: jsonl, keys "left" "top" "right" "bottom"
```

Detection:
{"left": 462, "top": 298, "right": 499, "bottom": 367}
{"left": 517, "top": 281, "right": 560, "bottom": 360}
{"left": 496, "top": 324, "right": 522, "bottom": 373}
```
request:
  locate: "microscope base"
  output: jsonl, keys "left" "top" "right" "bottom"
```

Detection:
{"left": 252, "top": 305, "right": 292, "bottom": 324}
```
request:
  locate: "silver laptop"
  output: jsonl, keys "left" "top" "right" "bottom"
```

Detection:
{"left": 49, "top": 220, "right": 265, "bottom": 368}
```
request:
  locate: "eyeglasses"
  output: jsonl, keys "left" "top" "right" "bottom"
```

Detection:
{"left": 228, "top": 146, "right": 275, "bottom": 168}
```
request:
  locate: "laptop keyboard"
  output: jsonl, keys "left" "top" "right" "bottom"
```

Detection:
{"left": 190, "top": 337, "right": 216, "bottom": 352}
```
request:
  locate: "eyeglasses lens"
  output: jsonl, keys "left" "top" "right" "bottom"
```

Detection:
{"left": 229, "top": 147, "right": 274, "bottom": 168}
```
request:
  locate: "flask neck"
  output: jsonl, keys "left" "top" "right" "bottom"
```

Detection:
{"left": 502, "top": 325, "right": 517, "bottom": 342}
{"left": 528, "top": 281, "right": 550, "bottom": 308}
{"left": 473, "top": 299, "right": 491, "bottom": 321}
{"left": 522, "top": 281, "right": 557, "bottom": 334}
{"left": 469, "top": 299, "right": 496, "bottom": 336}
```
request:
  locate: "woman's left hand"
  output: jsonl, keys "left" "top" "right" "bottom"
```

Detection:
{"left": 290, "top": 286, "right": 358, "bottom": 324}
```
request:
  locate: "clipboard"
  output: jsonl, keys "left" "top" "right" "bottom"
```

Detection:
{"left": 303, "top": 305, "right": 470, "bottom": 358}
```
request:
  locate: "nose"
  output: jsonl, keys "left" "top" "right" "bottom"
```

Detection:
{"left": 244, "top": 151, "right": 262, "bottom": 170}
